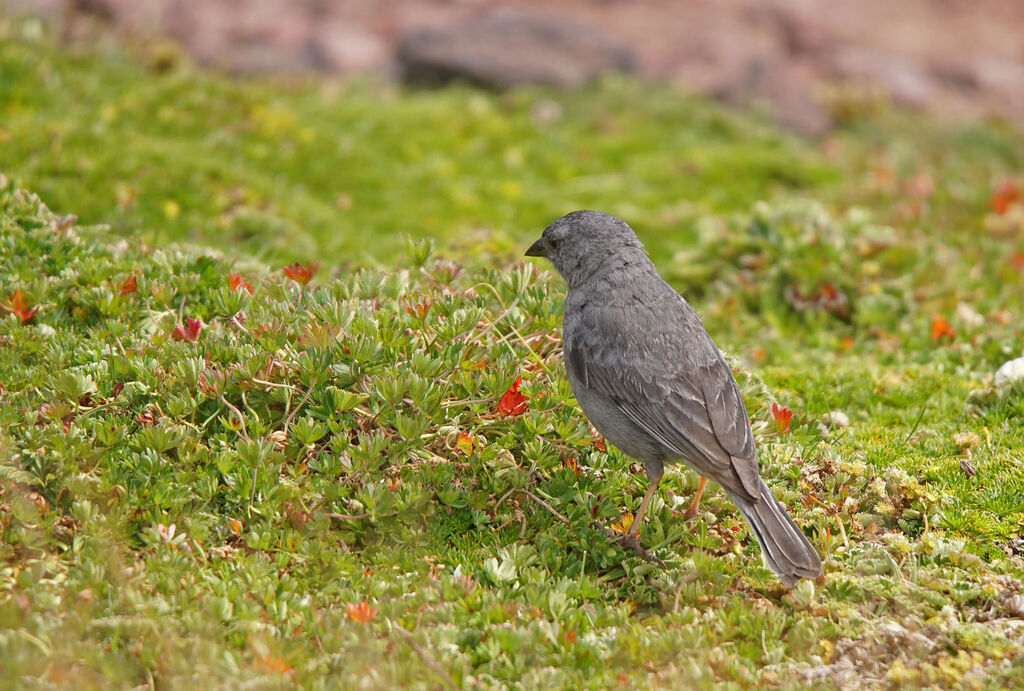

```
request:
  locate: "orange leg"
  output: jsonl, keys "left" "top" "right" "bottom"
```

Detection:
{"left": 683, "top": 477, "right": 707, "bottom": 520}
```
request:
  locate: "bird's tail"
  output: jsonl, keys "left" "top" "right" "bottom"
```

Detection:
{"left": 728, "top": 478, "right": 822, "bottom": 586}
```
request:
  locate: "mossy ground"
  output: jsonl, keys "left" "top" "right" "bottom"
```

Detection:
{"left": 2, "top": 15, "right": 1024, "bottom": 689}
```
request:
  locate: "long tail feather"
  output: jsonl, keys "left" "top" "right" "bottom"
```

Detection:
{"left": 728, "top": 479, "right": 822, "bottom": 586}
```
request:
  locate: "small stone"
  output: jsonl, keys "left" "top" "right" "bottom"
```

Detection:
{"left": 1005, "top": 594, "right": 1024, "bottom": 618}
{"left": 876, "top": 620, "right": 907, "bottom": 639}
{"left": 956, "top": 302, "right": 985, "bottom": 328}
{"left": 960, "top": 457, "right": 977, "bottom": 478}
{"left": 995, "top": 356, "right": 1024, "bottom": 386}
{"left": 907, "top": 632, "right": 935, "bottom": 650}
{"left": 822, "top": 411, "right": 850, "bottom": 429}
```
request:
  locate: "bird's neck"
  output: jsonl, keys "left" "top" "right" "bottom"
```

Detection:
{"left": 568, "top": 250, "right": 657, "bottom": 292}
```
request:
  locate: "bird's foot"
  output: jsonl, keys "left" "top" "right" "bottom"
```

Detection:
{"left": 681, "top": 507, "right": 700, "bottom": 522}
{"left": 599, "top": 525, "right": 667, "bottom": 567}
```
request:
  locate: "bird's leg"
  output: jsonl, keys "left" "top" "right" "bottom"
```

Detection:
{"left": 606, "top": 463, "right": 667, "bottom": 567}
{"left": 626, "top": 478, "right": 661, "bottom": 540}
{"left": 683, "top": 477, "right": 707, "bottom": 521}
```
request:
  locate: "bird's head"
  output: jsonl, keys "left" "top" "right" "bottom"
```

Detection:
{"left": 526, "top": 210, "right": 648, "bottom": 288}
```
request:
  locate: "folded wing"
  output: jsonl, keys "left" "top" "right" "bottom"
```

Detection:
{"left": 565, "top": 294, "right": 760, "bottom": 501}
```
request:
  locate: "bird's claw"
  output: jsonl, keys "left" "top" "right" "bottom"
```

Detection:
{"left": 599, "top": 525, "right": 667, "bottom": 567}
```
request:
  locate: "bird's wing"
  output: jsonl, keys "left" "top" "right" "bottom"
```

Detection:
{"left": 565, "top": 294, "right": 760, "bottom": 499}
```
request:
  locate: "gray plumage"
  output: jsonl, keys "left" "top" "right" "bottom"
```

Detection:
{"left": 526, "top": 210, "right": 822, "bottom": 586}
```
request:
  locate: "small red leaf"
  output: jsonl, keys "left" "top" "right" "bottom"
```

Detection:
{"left": 283, "top": 262, "right": 320, "bottom": 286}
{"left": 497, "top": 377, "right": 529, "bottom": 416}
{"left": 172, "top": 317, "right": 203, "bottom": 342}
{"left": 770, "top": 402, "right": 793, "bottom": 435}
{"left": 118, "top": 275, "right": 137, "bottom": 295}
{"left": 228, "top": 271, "right": 254, "bottom": 294}
{"left": 930, "top": 316, "right": 955, "bottom": 342}
{"left": 456, "top": 431, "right": 475, "bottom": 456}
{"left": 3, "top": 290, "right": 37, "bottom": 324}
{"left": 346, "top": 600, "right": 377, "bottom": 623}
{"left": 991, "top": 179, "right": 1021, "bottom": 215}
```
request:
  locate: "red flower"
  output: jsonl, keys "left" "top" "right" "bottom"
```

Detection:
{"left": 118, "top": 275, "right": 137, "bottom": 295}
{"left": 228, "top": 272, "right": 254, "bottom": 294}
{"left": 497, "top": 377, "right": 529, "bottom": 416}
{"left": 3, "top": 290, "right": 37, "bottom": 324}
{"left": 172, "top": 317, "right": 203, "bottom": 342}
{"left": 770, "top": 402, "right": 793, "bottom": 435}
{"left": 930, "top": 316, "right": 955, "bottom": 342}
{"left": 991, "top": 179, "right": 1020, "bottom": 215}
{"left": 283, "top": 262, "right": 320, "bottom": 286}
{"left": 346, "top": 600, "right": 377, "bottom": 623}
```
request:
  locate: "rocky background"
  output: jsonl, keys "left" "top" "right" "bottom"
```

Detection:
{"left": 6, "top": 0, "right": 1024, "bottom": 134}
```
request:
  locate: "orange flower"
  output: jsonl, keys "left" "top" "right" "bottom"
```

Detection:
{"left": 497, "top": 377, "right": 529, "bottom": 416}
{"left": 770, "top": 402, "right": 793, "bottom": 435}
{"left": 1012, "top": 252, "right": 1024, "bottom": 272}
{"left": 991, "top": 179, "right": 1021, "bottom": 214}
{"left": 3, "top": 290, "right": 37, "bottom": 323}
{"left": 346, "top": 600, "right": 377, "bottom": 623}
{"left": 228, "top": 518, "right": 243, "bottom": 536}
{"left": 283, "top": 261, "right": 320, "bottom": 286}
{"left": 930, "top": 316, "right": 956, "bottom": 342}
{"left": 118, "top": 275, "right": 137, "bottom": 295}
{"left": 228, "top": 271, "right": 254, "bottom": 294}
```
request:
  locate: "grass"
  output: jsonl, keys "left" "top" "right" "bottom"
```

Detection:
{"left": 2, "top": 14, "right": 1024, "bottom": 689}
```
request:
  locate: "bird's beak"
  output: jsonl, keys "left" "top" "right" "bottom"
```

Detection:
{"left": 525, "top": 237, "right": 549, "bottom": 258}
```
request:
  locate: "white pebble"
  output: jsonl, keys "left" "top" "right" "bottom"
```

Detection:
{"left": 822, "top": 411, "right": 850, "bottom": 429}
{"left": 995, "top": 357, "right": 1024, "bottom": 386}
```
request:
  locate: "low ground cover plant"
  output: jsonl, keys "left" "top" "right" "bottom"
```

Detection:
{"left": 2, "top": 174, "right": 1023, "bottom": 686}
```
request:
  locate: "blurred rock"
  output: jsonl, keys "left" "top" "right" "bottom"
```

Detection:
{"left": 714, "top": 58, "right": 831, "bottom": 136}
{"left": 822, "top": 411, "right": 850, "bottom": 429}
{"left": 8, "top": 0, "right": 1024, "bottom": 132}
{"left": 995, "top": 357, "right": 1024, "bottom": 387}
{"left": 397, "top": 9, "right": 636, "bottom": 89}
{"left": 828, "top": 47, "right": 935, "bottom": 108}
{"left": 1005, "top": 594, "right": 1024, "bottom": 618}
{"left": 310, "top": 21, "right": 388, "bottom": 73}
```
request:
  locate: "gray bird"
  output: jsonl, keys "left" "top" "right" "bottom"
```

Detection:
{"left": 526, "top": 210, "right": 822, "bottom": 586}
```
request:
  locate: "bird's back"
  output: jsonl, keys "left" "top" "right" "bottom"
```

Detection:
{"left": 562, "top": 266, "right": 762, "bottom": 499}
